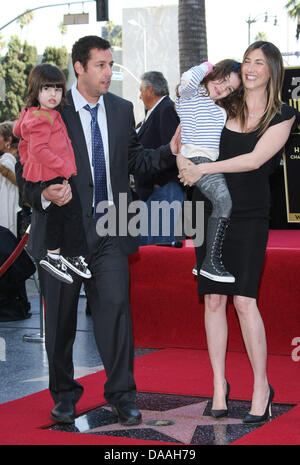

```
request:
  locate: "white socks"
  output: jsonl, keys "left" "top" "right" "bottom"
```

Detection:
{"left": 48, "top": 253, "right": 60, "bottom": 260}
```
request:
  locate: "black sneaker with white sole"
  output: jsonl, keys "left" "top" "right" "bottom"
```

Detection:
{"left": 39, "top": 255, "right": 73, "bottom": 284}
{"left": 60, "top": 256, "right": 92, "bottom": 279}
{"left": 199, "top": 266, "right": 235, "bottom": 283}
{"left": 199, "top": 217, "right": 235, "bottom": 284}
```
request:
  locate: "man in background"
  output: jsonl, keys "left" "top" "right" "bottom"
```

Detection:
{"left": 135, "top": 72, "right": 184, "bottom": 245}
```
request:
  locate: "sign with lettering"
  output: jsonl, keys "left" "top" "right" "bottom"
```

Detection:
{"left": 282, "top": 67, "right": 300, "bottom": 222}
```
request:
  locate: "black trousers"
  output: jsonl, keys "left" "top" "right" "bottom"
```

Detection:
{"left": 38, "top": 235, "right": 136, "bottom": 405}
{"left": 42, "top": 177, "right": 88, "bottom": 257}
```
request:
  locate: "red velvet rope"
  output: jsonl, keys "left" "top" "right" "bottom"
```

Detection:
{"left": 0, "top": 226, "right": 30, "bottom": 278}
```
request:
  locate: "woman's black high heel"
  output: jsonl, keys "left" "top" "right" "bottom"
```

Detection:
{"left": 211, "top": 380, "right": 230, "bottom": 419}
{"left": 243, "top": 384, "right": 274, "bottom": 424}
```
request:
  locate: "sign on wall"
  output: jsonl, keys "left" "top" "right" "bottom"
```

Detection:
{"left": 282, "top": 67, "right": 300, "bottom": 223}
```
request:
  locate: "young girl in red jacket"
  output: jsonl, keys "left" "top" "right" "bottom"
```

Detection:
{"left": 14, "top": 64, "right": 91, "bottom": 284}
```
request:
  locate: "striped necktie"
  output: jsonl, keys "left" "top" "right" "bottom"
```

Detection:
{"left": 84, "top": 104, "right": 108, "bottom": 218}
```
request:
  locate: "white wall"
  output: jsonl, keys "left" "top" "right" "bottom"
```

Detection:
{"left": 122, "top": 5, "right": 179, "bottom": 124}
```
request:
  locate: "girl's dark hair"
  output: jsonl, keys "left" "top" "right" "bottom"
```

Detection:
{"left": 0, "top": 121, "right": 19, "bottom": 149}
{"left": 25, "top": 63, "right": 67, "bottom": 111}
{"left": 176, "top": 59, "right": 243, "bottom": 119}
{"left": 202, "top": 59, "right": 243, "bottom": 119}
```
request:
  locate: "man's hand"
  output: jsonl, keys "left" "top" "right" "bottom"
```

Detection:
{"left": 176, "top": 153, "right": 192, "bottom": 171}
{"left": 170, "top": 124, "right": 182, "bottom": 155}
{"left": 42, "top": 180, "right": 72, "bottom": 206}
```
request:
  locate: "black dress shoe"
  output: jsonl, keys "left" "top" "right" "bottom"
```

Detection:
{"left": 110, "top": 399, "right": 142, "bottom": 426}
{"left": 51, "top": 399, "right": 76, "bottom": 424}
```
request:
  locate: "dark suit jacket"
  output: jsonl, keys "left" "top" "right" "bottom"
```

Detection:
{"left": 22, "top": 91, "right": 174, "bottom": 259}
{"left": 134, "top": 96, "right": 179, "bottom": 201}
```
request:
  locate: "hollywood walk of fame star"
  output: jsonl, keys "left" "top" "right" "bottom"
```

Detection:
{"left": 48, "top": 392, "right": 295, "bottom": 445}
{"left": 76, "top": 399, "right": 244, "bottom": 444}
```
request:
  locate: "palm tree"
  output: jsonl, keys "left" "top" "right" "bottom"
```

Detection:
{"left": 285, "top": 0, "right": 300, "bottom": 39}
{"left": 255, "top": 31, "right": 268, "bottom": 42}
{"left": 0, "top": 34, "right": 5, "bottom": 56}
{"left": 178, "top": 0, "right": 208, "bottom": 75}
{"left": 58, "top": 21, "right": 68, "bottom": 45}
{"left": 17, "top": 9, "right": 34, "bottom": 40}
{"left": 102, "top": 21, "right": 122, "bottom": 47}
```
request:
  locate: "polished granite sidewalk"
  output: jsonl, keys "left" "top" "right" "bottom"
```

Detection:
{"left": 0, "top": 279, "right": 153, "bottom": 403}
{"left": 0, "top": 278, "right": 156, "bottom": 406}
{"left": 0, "top": 279, "right": 105, "bottom": 405}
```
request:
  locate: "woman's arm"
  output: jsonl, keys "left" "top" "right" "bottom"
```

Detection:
{"left": 178, "top": 117, "right": 295, "bottom": 186}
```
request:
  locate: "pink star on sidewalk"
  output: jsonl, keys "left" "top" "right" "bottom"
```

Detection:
{"left": 79, "top": 400, "right": 242, "bottom": 444}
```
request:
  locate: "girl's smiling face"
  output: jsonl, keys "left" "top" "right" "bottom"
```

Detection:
{"left": 207, "top": 72, "right": 241, "bottom": 100}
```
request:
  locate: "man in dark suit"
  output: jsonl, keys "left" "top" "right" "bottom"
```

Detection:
{"left": 135, "top": 72, "right": 184, "bottom": 245}
{"left": 23, "top": 36, "right": 176, "bottom": 425}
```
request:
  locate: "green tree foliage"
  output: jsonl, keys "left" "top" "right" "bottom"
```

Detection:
{"left": 102, "top": 21, "right": 122, "bottom": 47}
{"left": 16, "top": 9, "right": 34, "bottom": 31}
{"left": 285, "top": 0, "right": 300, "bottom": 39}
{"left": 0, "top": 35, "right": 71, "bottom": 122}
{"left": 285, "top": 0, "right": 300, "bottom": 18}
{"left": 255, "top": 31, "right": 268, "bottom": 42}
{"left": 22, "top": 41, "right": 38, "bottom": 77}
{"left": 58, "top": 21, "right": 67, "bottom": 37}
{"left": 0, "top": 36, "right": 37, "bottom": 121}
{"left": 0, "top": 34, "right": 5, "bottom": 55}
{"left": 42, "top": 45, "right": 69, "bottom": 79}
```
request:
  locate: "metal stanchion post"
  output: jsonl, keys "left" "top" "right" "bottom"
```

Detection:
{"left": 23, "top": 266, "right": 45, "bottom": 343}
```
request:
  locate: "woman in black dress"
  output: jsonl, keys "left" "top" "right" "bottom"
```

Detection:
{"left": 176, "top": 41, "right": 296, "bottom": 423}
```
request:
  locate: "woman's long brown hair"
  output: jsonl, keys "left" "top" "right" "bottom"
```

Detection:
{"left": 237, "top": 41, "right": 284, "bottom": 136}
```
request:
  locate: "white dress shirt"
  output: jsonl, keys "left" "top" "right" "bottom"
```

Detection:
{"left": 71, "top": 81, "right": 114, "bottom": 206}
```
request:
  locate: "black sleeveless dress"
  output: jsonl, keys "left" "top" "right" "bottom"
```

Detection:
{"left": 194, "top": 103, "right": 295, "bottom": 298}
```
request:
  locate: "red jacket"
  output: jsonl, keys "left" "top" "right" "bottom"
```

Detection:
{"left": 13, "top": 107, "right": 77, "bottom": 182}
